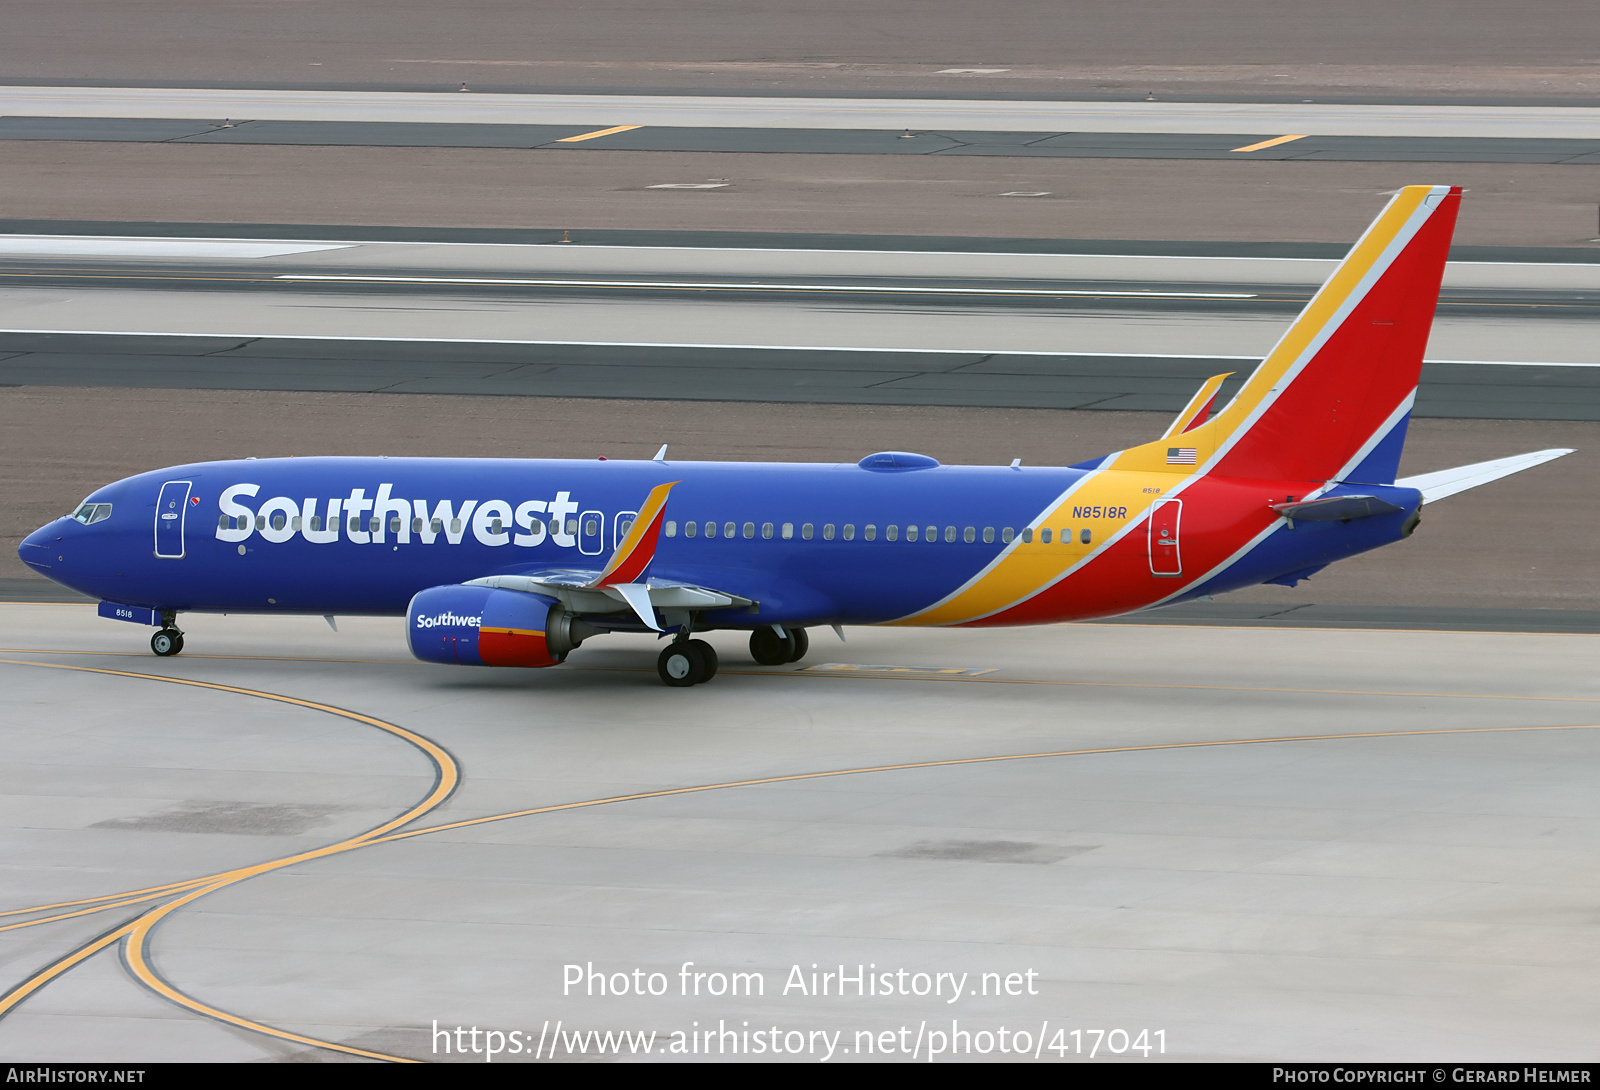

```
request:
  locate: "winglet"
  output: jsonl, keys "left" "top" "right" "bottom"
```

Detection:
{"left": 1160, "top": 373, "right": 1232, "bottom": 439}
{"left": 588, "top": 481, "right": 677, "bottom": 588}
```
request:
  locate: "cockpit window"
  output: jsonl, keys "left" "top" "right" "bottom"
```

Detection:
{"left": 72, "top": 502, "right": 112, "bottom": 525}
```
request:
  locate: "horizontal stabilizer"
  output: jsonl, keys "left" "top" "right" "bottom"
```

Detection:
{"left": 1396, "top": 448, "right": 1574, "bottom": 504}
{"left": 1271, "top": 495, "right": 1404, "bottom": 522}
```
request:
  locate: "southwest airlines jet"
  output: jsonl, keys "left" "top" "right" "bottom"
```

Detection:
{"left": 18, "top": 186, "right": 1573, "bottom": 686}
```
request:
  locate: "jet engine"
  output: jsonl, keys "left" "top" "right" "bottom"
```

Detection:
{"left": 406, "top": 584, "right": 593, "bottom": 667}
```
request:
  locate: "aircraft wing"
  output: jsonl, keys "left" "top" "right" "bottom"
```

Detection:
{"left": 466, "top": 571, "right": 754, "bottom": 631}
{"left": 1396, "top": 448, "right": 1575, "bottom": 504}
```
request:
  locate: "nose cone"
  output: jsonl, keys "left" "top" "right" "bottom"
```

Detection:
{"left": 19, "top": 521, "right": 63, "bottom": 576}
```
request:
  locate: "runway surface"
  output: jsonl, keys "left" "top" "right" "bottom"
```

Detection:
{"left": 1, "top": 233, "right": 1597, "bottom": 416}
{"left": 8, "top": 115, "right": 1600, "bottom": 164}
{"left": 3, "top": 606, "right": 1599, "bottom": 1061}
{"left": 10, "top": 88, "right": 1600, "bottom": 140}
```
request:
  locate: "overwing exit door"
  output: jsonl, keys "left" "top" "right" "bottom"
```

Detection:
{"left": 1148, "top": 498, "right": 1182, "bottom": 577}
{"left": 154, "top": 480, "right": 192, "bottom": 559}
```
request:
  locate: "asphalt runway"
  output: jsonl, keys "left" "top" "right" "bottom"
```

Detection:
{"left": 8, "top": 116, "right": 1600, "bottom": 165}
{"left": 4, "top": 144, "right": 1596, "bottom": 249}
{"left": 4, "top": 333, "right": 1599, "bottom": 424}
{"left": 4, "top": 607, "right": 1599, "bottom": 1062}
{"left": 2, "top": 3, "right": 1598, "bottom": 101}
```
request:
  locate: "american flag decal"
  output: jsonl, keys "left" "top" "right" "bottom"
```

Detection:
{"left": 1166, "top": 447, "right": 1198, "bottom": 465}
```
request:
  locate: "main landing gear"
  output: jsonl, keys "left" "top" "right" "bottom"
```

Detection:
{"left": 657, "top": 638, "right": 719, "bottom": 687}
{"left": 749, "top": 626, "right": 808, "bottom": 666}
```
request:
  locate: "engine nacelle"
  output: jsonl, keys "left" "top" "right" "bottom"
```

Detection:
{"left": 407, "top": 584, "right": 577, "bottom": 668}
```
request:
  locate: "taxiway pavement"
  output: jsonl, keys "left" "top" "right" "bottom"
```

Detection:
{"left": 3, "top": 607, "right": 1598, "bottom": 1061}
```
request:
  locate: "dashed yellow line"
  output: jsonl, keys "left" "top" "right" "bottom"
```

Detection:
{"left": 555, "top": 124, "right": 641, "bottom": 143}
{"left": 1233, "top": 134, "right": 1309, "bottom": 153}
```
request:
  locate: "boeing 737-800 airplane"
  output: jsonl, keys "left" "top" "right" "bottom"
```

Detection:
{"left": 18, "top": 186, "right": 1573, "bottom": 685}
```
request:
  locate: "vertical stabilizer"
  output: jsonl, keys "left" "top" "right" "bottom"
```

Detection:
{"left": 1121, "top": 185, "right": 1461, "bottom": 484}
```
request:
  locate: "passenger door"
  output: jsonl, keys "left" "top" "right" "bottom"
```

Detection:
{"left": 154, "top": 480, "right": 192, "bottom": 559}
{"left": 1148, "top": 498, "right": 1182, "bottom": 577}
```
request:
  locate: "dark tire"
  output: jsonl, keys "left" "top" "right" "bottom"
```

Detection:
{"left": 786, "top": 628, "right": 809, "bottom": 663}
{"left": 151, "top": 629, "right": 182, "bottom": 657}
{"left": 687, "top": 639, "right": 718, "bottom": 680}
{"left": 657, "top": 642, "right": 706, "bottom": 687}
{"left": 749, "top": 627, "right": 796, "bottom": 666}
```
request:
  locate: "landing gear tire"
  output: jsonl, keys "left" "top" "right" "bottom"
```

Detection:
{"left": 786, "top": 628, "right": 809, "bottom": 663}
{"left": 658, "top": 641, "right": 708, "bottom": 687}
{"left": 687, "top": 639, "right": 718, "bottom": 680}
{"left": 150, "top": 629, "right": 184, "bottom": 657}
{"left": 749, "top": 627, "right": 796, "bottom": 666}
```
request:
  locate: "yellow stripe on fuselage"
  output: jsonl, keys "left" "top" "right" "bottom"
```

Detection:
{"left": 892, "top": 468, "right": 1183, "bottom": 625}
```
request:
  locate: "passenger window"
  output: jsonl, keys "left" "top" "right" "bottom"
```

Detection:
{"left": 685, "top": 521, "right": 697, "bottom": 538}
{"left": 782, "top": 522, "right": 794, "bottom": 539}
{"left": 885, "top": 524, "right": 897, "bottom": 541}
{"left": 943, "top": 526, "right": 955, "bottom": 542}
{"left": 963, "top": 526, "right": 975, "bottom": 543}
{"left": 585, "top": 518, "right": 599, "bottom": 535}
{"left": 293, "top": 516, "right": 303, "bottom": 532}
{"left": 823, "top": 524, "right": 835, "bottom": 540}
{"left": 259, "top": 516, "right": 269, "bottom": 531}
{"left": 566, "top": 520, "right": 577, "bottom": 535}
{"left": 431, "top": 518, "right": 443, "bottom": 533}
{"left": 906, "top": 525, "right": 918, "bottom": 542}
{"left": 1040, "top": 528, "right": 1051, "bottom": 544}
{"left": 368, "top": 517, "right": 379, "bottom": 533}
{"left": 1080, "top": 528, "right": 1091, "bottom": 544}
{"left": 389, "top": 518, "right": 400, "bottom": 533}
{"left": 743, "top": 522, "right": 755, "bottom": 539}
{"left": 451, "top": 519, "right": 463, "bottom": 535}
{"left": 313, "top": 516, "right": 324, "bottom": 532}
{"left": 983, "top": 527, "right": 994, "bottom": 543}
{"left": 1022, "top": 527, "right": 1033, "bottom": 543}
{"left": 706, "top": 522, "right": 717, "bottom": 539}
{"left": 411, "top": 517, "right": 422, "bottom": 533}
{"left": 762, "top": 522, "right": 773, "bottom": 539}
{"left": 218, "top": 514, "right": 228, "bottom": 529}
{"left": 665, "top": 520, "right": 677, "bottom": 538}
{"left": 864, "top": 524, "right": 876, "bottom": 541}
{"left": 1002, "top": 527, "right": 1014, "bottom": 543}
{"left": 925, "top": 525, "right": 937, "bottom": 542}
{"left": 723, "top": 521, "right": 736, "bottom": 538}
{"left": 802, "top": 523, "right": 814, "bottom": 540}
{"left": 491, "top": 518, "right": 505, "bottom": 534}
{"left": 843, "top": 524, "right": 856, "bottom": 540}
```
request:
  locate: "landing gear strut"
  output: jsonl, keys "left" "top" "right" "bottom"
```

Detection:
{"left": 657, "top": 638, "right": 718, "bottom": 687}
{"left": 749, "top": 626, "right": 808, "bottom": 666}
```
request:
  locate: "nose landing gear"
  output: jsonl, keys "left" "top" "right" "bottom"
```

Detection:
{"left": 150, "top": 610, "right": 184, "bottom": 656}
{"left": 151, "top": 628, "right": 184, "bottom": 656}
